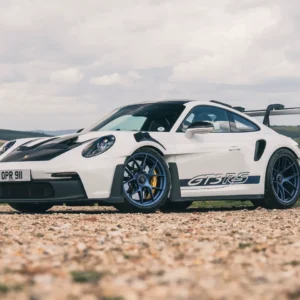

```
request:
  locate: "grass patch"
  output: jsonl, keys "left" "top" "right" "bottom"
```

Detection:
{"left": 0, "top": 283, "right": 23, "bottom": 294}
{"left": 191, "top": 200, "right": 300, "bottom": 209}
{"left": 70, "top": 271, "right": 103, "bottom": 283}
{"left": 284, "top": 261, "right": 300, "bottom": 266}
{"left": 0, "top": 284, "right": 8, "bottom": 294}
{"left": 191, "top": 200, "right": 253, "bottom": 209}
{"left": 239, "top": 243, "right": 252, "bottom": 249}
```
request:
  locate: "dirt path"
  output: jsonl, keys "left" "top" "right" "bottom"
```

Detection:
{"left": 1, "top": 205, "right": 300, "bottom": 300}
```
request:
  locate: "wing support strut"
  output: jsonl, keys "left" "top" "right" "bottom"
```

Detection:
{"left": 209, "top": 100, "right": 300, "bottom": 127}
{"left": 262, "top": 104, "right": 285, "bottom": 127}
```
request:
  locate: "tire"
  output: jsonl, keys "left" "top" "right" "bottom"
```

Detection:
{"left": 250, "top": 200, "right": 264, "bottom": 208}
{"left": 160, "top": 201, "right": 193, "bottom": 212}
{"left": 115, "top": 148, "right": 171, "bottom": 213}
{"left": 9, "top": 203, "right": 53, "bottom": 213}
{"left": 262, "top": 149, "right": 300, "bottom": 209}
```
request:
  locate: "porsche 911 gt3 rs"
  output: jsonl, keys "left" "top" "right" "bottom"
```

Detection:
{"left": 1, "top": 100, "right": 300, "bottom": 213}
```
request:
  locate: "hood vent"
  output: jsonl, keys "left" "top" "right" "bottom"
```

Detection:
{"left": 1, "top": 135, "right": 84, "bottom": 162}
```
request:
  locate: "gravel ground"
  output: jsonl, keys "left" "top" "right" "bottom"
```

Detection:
{"left": 1, "top": 205, "right": 300, "bottom": 300}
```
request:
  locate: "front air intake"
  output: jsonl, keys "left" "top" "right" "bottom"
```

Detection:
{"left": 0, "top": 182, "right": 54, "bottom": 199}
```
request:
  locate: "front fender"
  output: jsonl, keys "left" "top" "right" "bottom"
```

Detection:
{"left": 129, "top": 140, "right": 167, "bottom": 156}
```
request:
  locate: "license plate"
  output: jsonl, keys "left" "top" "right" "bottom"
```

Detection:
{"left": 0, "top": 170, "right": 31, "bottom": 182}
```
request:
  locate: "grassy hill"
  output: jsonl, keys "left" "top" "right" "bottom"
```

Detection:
{"left": 272, "top": 126, "right": 300, "bottom": 138}
{"left": 0, "top": 129, "right": 51, "bottom": 141}
{"left": 272, "top": 126, "right": 300, "bottom": 144}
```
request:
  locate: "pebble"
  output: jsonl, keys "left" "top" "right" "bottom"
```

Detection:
{"left": 1, "top": 205, "right": 300, "bottom": 300}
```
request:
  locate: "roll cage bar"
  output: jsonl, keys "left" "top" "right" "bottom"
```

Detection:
{"left": 209, "top": 100, "right": 300, "bottom": 127}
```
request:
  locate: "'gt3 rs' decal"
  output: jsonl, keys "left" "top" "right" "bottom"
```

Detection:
{"left": 180, "top": 172, "right": 260, "bottom": 187}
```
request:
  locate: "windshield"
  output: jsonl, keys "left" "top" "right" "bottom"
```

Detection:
{"left": 89, "top": 103, "right": 186, "bottom": 132}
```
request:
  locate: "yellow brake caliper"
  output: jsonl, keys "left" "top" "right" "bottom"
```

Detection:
{"left": 147, "top": 170, "right": 158, "bottom": 199}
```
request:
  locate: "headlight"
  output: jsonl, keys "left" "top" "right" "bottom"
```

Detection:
{"left": 82, "top": 135, "right": 115, "bottom": 158}
{"left": 0, "top": 140, "right": 16, "bottom": 155}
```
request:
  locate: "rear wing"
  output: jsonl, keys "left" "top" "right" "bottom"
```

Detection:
{"left": 210, "top": 101, "right": 300, "bottom": 127}
{"left": 245, "top": 105, "right": 300, "bottom": 127}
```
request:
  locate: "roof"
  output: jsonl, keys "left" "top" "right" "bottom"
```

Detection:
{"left": 158, "top": 100, "right": 192, "bottom": 105}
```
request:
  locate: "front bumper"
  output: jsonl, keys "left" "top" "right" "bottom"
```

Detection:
{"left": 0, "top": 165, "right": 125, "bottom": 204}
{"left": 0, "top": 179, "right": 84, "bottom": 203}
{"left": 0, "top": 156, "right": 125, "bottom": 199}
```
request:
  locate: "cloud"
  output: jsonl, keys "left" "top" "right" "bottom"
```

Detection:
{"left": 49, "top": 68, "right": 83, "bottom": 84}
{"left": 0, "top": 81, "right": 99, "bottom": 131}
{"left": 1, "top": 0, "right": 300, "bottom": 130}
{"left": 170, "top": 5, "right": 284, "bottom": 84}
{"left": 89, "top": 73, "right": 121, "bottom": 86}
{"left": 90, "top": 71, "right": 142, "bottom": 87}
{"left": 127, "top": 71, "right": 142, "bottom": 80}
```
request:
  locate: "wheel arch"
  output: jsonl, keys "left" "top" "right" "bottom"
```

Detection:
{"left": 279, "top": 147, "right": 299, "bottom": 158}
{"left": 265, "top": 147, "right": 299, "bottom": 174}
{"left": 129, "top": 140, "right": 166, "bottom": 158}
{"left": 266, "top": 147, "right": 299, "bottom": 166}
{"left": 136, "top": 145, "right": 164, "bottom": 156}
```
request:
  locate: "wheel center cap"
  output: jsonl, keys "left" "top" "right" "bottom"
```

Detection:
{"left": 277, "top": 174, "right": 284, "bottom": 183}
{"left": 138, "top": 174, "right": 147, "bottom": 184}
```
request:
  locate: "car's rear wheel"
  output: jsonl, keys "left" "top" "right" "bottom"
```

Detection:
{"left": 114, "top": 148, "right": 170, "bottom": 213}
{"left": 160, "top": 201, "right": 193, "bottom": 212}
{"left": 9, "top": 203, "right": 53, "bottom": 213}
{"left": 263, "top": 149, "right": 300, "bottom": 209}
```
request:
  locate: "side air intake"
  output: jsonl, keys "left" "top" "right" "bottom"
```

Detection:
{"left": 254, "top": 140, "right": 266, "bottom": 161}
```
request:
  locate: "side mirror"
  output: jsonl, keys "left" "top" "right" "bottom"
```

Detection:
{"left": 185, "top": 122, "right": 214, "bottom": 139}
{"left": 76, "top": 128, "right": 84, "bottom": 133}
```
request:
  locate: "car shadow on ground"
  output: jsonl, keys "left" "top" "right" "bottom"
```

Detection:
{"left": 0, "top": 205, "right": 257, "bottom": 215}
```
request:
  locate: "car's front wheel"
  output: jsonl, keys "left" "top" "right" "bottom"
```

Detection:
{"left": 9, "top": 203, "right": 53, "bottom": 213}
{"left": 114, "top": 148, "right": 170, "bottom": 213}
{"left": 263, "top": 149, "right": 300, "bottom": 209}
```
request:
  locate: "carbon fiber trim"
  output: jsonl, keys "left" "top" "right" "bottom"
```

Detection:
{"left": 1, "top": 136, "right": 88, "bottom": 162}
{"left": 134, "top": 132, "right": 166, "bottom": 150}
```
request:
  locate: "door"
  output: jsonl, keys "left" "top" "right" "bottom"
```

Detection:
{"left": 173, "top": 105, "right": 262, "bottom": 199}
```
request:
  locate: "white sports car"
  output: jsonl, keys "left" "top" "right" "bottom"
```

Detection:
{"left": 1, "top": 100, "right": 300, "bottom": 213}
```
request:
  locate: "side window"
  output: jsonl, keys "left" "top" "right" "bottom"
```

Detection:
{"left": 230, "top": 113, "right": 259, "bottom": 132}
{"left": 177, "top": 106, "right": 230, "bottom": 133}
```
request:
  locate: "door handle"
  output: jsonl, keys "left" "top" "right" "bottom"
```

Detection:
{"left": 229, "top": 146, "right": 241, "bottom": 151}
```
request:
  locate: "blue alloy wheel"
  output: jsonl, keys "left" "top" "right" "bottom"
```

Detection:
{"left": 123, "top": 151, "right": 167, "bottom": 208}
{"left": 272, "top": 155, "right": 300, "bottom": 205}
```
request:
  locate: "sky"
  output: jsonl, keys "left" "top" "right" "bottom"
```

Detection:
{"left": 1, "top": 0, "right": 300, "bottom": 130}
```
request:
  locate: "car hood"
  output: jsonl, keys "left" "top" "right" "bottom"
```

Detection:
{"left": 0, "top": 131, "right": 164, "bottom": 162}
{"left": 0, "top": 131, "right": 124, "bottom": 162}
